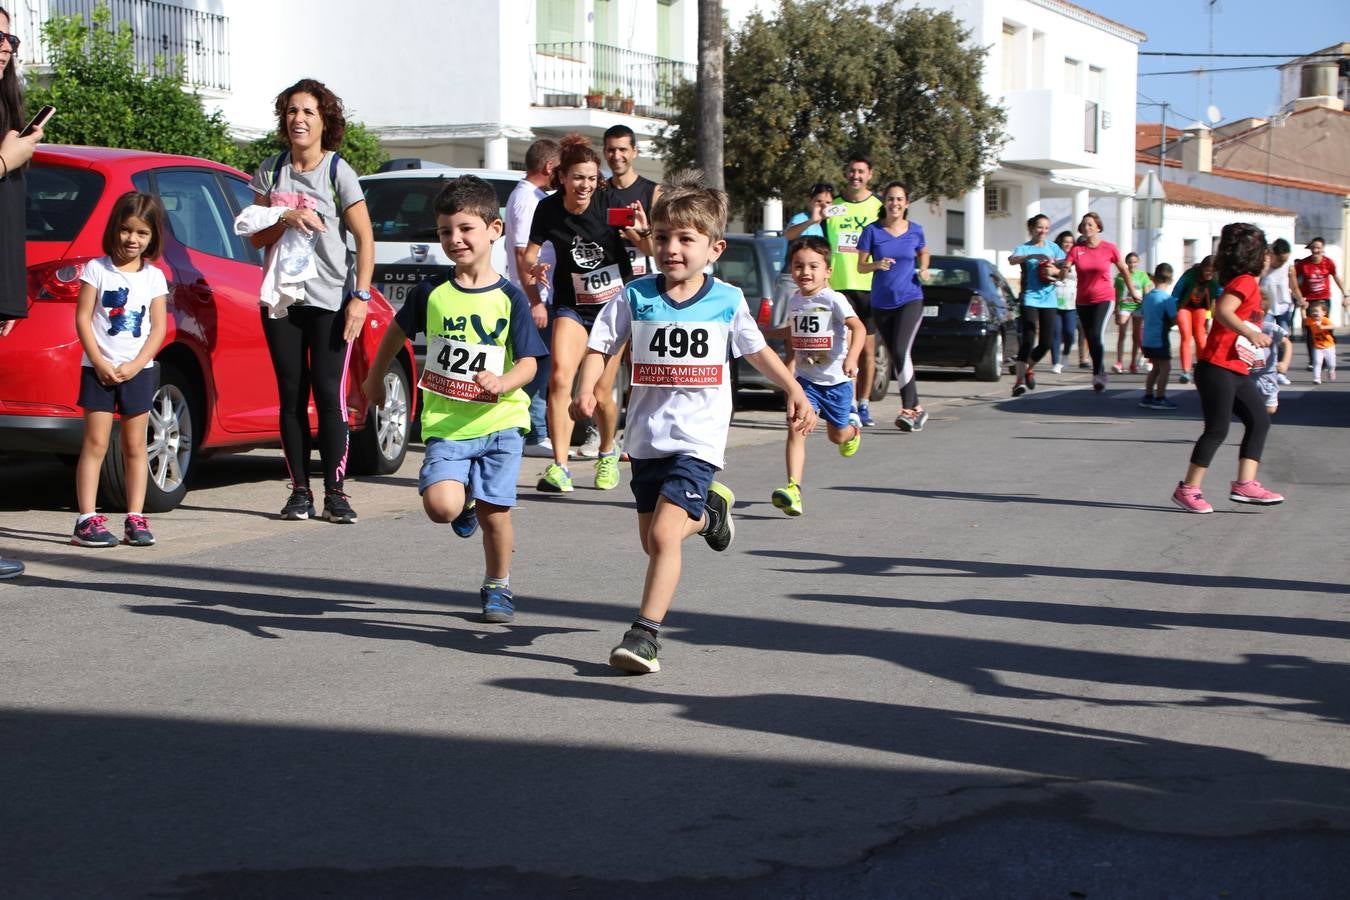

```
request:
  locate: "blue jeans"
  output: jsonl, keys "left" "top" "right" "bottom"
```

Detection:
{"left": 1052, "top": 308, "right": 1078, "bottom": 366}
{"left": 524, "top": 318, "right": 551, "bottom": 441}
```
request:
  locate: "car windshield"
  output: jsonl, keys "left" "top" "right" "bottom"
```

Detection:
{"left": 26, "top": 164, "right": 106, "bottom": 242}
{"left": 362, "top": 176, "right": 515, "bottom": 242}
{"left": 927, "top": 259, "right": 979, "bottom": 287}
{"left": 761, "top": 236, "right": 787, "bottom": 273}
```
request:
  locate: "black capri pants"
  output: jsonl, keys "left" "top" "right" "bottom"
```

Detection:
{"left": 1189, "top": 360, "right": 1270, "bottom": 468}
{"left": 1016, "top": 306, "right": 1058, "bottom": 365}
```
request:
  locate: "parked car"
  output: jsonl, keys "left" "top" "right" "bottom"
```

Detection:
{"left": 913, "top": 255, "right": 1020, "bottom": 381}
{"left": 1, "top": 145, "right": 417, "bottom": 512}
{"left": 717, "top": 233, "right": 891, "bottom": 403}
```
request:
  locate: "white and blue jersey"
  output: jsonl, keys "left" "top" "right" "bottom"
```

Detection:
{"left": 589, "top": 274, "right": 766, "bottom": 468}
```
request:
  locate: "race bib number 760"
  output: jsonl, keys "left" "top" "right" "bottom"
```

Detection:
{"left": 630, "top": 320, "right": 729, "bottom": 387}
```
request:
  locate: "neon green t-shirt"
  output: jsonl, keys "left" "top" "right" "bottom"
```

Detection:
{"left": 823, "top": 193, "right": 883, "bottom": 292}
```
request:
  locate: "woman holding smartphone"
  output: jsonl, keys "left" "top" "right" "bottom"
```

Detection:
{"left": 524, "top": 133, "right": 647, "bottom": 494}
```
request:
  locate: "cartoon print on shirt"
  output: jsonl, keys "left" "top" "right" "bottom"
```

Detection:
{"left": 570, "top": 236, "right": 605, "bottom": 270}
{"left": 102, "top": 286, "right": 146, "bottom": 338}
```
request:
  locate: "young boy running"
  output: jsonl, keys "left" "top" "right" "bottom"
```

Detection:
{"left": 572, "top": 170, "right": 816, "bottom": 674}
{"left": 1139, "top": 263, "right": 1178, "bottom": 409}
{"left": 363, "top": 176, "right": 548, "bottom": 623}
{"left": 765, "top": 236, "right": 866, "bottom": 516}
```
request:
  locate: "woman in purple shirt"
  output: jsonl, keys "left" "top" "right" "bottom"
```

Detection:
{"left": 857, "top": 182, "right": 930, "bottom": 431}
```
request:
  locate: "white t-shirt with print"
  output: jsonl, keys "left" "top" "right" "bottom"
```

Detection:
{"left": 505, "top": 179, "right": 554, "bottom": 305}
{"left": 79, "top": 255, "right": 168, "bottom": 367}
{"left": 589, "top": 274, "right": 765, "bottom": 469}
{"left": 785, "top": 287, "right": 855, "bottom": 386}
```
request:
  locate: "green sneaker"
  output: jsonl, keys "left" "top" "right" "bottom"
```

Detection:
{"left": 594, "top": 452, "right": 620, "bottom": 490}
{"left": 700, "top": 481, "right": 735, "bottom": 551}
{"left": 609, "top": 626, "right": 660, "bottom": 674}
{"left": 771, "top": 481, "right": 803, "bottom": 517}
{"left": 537, "top": 463, "right": 573, "bottom": 493}
{"left": 839, "top": 414, "right": 861, "bottom": 458}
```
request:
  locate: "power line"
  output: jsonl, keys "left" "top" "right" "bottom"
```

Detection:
{"left": 1140, "top": 51, "right": 1344, "bottom": 58}
{"left": 1142, "top": 63, "right": 1292, "bottom": 76}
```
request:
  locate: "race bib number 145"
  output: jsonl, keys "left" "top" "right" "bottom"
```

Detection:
{"left": 630, "top": 320, "right": 729, "bottom": 387}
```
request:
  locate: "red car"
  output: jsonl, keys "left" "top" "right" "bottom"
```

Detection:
{"left": 0, "top": 145, "right": 417, "bottom": 511}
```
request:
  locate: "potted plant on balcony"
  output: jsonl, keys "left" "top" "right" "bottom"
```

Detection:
{"left": 605, "top": 91, "right": 623, "bottom": 112}
{"left": 585, "top": 87, "right": 604, "bottom": 109}
{"left": 619, "top": 94, "right": 636, "bottom": 115}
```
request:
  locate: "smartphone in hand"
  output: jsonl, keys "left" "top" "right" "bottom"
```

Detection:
{"left": 607, "top": 207, "right": 636, "bottom": 228}
{"left": 21, "top": 105, "right": 56, "bottom": 137}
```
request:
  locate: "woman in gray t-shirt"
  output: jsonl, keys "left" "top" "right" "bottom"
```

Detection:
{"left": 248, "top": 78, "right": 374, "bottom": 524}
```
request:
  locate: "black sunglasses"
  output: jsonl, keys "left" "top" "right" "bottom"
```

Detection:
{"left": 0, "top": 32, "right": 19, "bottom": 51}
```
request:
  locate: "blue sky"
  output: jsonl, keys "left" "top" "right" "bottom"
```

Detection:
{"left": 1071, "top": 0, "right": 1349, "bottom": 126}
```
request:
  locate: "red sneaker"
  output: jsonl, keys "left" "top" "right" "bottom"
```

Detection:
{"left": 1171, "top": 482, "right": 1213, "bottom": 514}
{"left": 1229, "top": 480, "right": 1284, "bottom": 505}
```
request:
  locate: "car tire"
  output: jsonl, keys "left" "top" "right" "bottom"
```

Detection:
{"left": 99, "top": 362, "right": 199, "bottom": 513}
{"left": 870, "top": 339, "right": 892, "bottom": 402}
{"left": 349, "top": 360, "right": 412, "bottom": 476}
{"left": 975, "top": 331, "right": 1005, "bottom": 382}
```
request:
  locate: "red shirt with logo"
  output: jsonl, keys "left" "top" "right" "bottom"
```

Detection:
{"left": 1295, "top": 255, "right": 1337, "bottom": 300}
{"left": 1200, "top": 274, "right": 1264, "bottom": 374}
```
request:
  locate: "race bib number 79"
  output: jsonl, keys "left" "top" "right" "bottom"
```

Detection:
{"left": 419, "top": 334, "right": 506, "bottom": 403}
{"left": 631, "top": 320, "right": 729, "bottom": 387}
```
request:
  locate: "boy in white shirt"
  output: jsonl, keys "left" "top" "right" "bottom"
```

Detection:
{"left": 572, "top": 170, "right": 816, "bottom": 674}
{"left": 764, "top": 236, "right": 866, "bottom": 516}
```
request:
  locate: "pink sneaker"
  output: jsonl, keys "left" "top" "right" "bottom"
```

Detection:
{"left": 1171, "top": 482, "right": 1213, "bottom": 514}
{"left": 1229, "top": 480, "right": 1284, "bottom": 505}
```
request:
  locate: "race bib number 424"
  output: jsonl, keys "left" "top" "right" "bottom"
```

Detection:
{"left": 630, "top": 320, "right": 729, "bottom": 387}
{"left": 419, "top": 334, "right": 506, "bottom": 403}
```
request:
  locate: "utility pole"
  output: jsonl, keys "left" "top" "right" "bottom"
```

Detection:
{"left": 697, "top": 0, "right": 724, "bottom": 190}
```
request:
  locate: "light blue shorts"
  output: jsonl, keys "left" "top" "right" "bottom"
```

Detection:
{"left": 419, "top": 428, "right": 525, "bottom": 508}
{"left": 797, "top": 376, "right": 854, "bottom": 429}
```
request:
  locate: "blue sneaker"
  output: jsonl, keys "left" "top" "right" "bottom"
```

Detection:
{"left": 451, "top": 498, "right": 478, "bottom": 538}
{"left": 1151, "top": 396, "right": 1178, "bottom": 410}
{"left": 480, "top": 584, "right": 515, "bottom": 623}
{"left": 857, "top": 402, "right": 875, "bottom": 427}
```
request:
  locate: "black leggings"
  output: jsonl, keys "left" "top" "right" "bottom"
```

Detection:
{"left": 1016, "top": 306, "right": 1058, "bottom": 365}
{"left": 261, "top": 306, "right": 352, "bottom": 491}
{"left": 875, "top": 301, "right": 924, "bottom": 409}
{"left": 1077, "top": 302, "right": 1114, "bottom": 375}
{"left": 1189, "top": 360, "right": 1270, "bottom": 468}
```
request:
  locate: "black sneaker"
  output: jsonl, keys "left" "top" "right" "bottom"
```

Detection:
{"left": 123, "top": 514, "right": 155, "bottom": 547}
{"left": 1011, "top": 382, "right": 1027, "bottom": 397}
{"left": 280, "top": 484, "right": 316, "bottom": 520}
{"left": 609, "top": 626, "right": 661, "bottom": 674}
{"left": 322, "top": 488, "right": 358, "bottom": 524}
{"left": 700, "top": 481, "right": 735, "bottom": 552}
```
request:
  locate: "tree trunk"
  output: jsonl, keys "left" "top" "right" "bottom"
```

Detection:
{"left": 697, "top": 0, "right": 724, "bottom": 190}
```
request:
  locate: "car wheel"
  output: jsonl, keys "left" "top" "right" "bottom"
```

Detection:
{"left": 870, "top": 338, "right": 893, "bottom": 402}
{"left": 975, "top": 331, "right": 1004, "bottom": 382}
{"left": 99, "top": 362, "right": 199, "bottom": 513}
{"left": 349, "top": 360, "right": 411, "bottom": 476}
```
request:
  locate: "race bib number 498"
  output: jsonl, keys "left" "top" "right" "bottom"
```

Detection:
{"left": 419, "top": 334, "right": 506, "bottom": 403}
{"left": 631, "top": 320, "right": 729, "bottom": 387}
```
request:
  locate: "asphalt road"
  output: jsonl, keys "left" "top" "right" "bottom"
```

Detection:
{"left": 2, "top": 362, "right": 1348, "bottom": 899}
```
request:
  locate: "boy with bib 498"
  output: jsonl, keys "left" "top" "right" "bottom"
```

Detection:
{"left": 572, "top": 170, "right": 816, "bottom": 674}
{"left": 363, "top": 177, "right": 548, "bottom": 623}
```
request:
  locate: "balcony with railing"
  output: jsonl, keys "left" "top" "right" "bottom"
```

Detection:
{"left": 21, "top": 0, "right": 231, "bottom": 93}
{"left": 1001, "top": 89, "right": 1100, "bottom": 169}
{"left": 531, "top": 42, "right": 695, "bottom": 121}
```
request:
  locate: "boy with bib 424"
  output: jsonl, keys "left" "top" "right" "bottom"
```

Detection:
{"left": 763, "top": 235, "right": 866, "bottom": 516}
{"left": 572, "top": 170, "right": 817, "bottom": 674}
{"left": 363, "top": 176, "right": 548, "bottom": 623}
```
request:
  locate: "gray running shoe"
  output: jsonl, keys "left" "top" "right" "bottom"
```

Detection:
{"left": 609, "top": 627, "right": 661, "bottom": 673}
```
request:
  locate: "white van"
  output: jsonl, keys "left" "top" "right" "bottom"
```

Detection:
{"left": 360, "top": 163, "right": 523, "bottom": 311}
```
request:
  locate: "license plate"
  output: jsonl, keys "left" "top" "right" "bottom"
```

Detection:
{"left": 923, "top": 305, "right": 939, "bottom": 317}
{"left": 384, "top": 283, "right": 412, "bottom": 305}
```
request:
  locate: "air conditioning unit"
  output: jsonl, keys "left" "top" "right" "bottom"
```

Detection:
{"left": 985, "top": 184, "right": 1010, "bottom": 217}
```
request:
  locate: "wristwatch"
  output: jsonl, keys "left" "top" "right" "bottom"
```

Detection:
{"left": 351, "top": 289, "right": 372, "bottom": 302}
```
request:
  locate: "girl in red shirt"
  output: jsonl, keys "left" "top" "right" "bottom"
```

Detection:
{"left": 1065, "top": 212, "right": 1140, "bottom": 391}
{"left": 1172, "top": 223, "right": 1284, "bottom": 513}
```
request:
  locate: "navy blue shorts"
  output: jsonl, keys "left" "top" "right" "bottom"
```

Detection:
{"left": 78, "top": 365, "right": 156, "bottom": 416}
{"left": 840, "top": 289, "right": 876, "bottom": 334}
{"left": 1141, "top": 345, "right": 1170, "bottom": 362}
{"left": 629, "top": 454, "right": 718, "bottom": 519}
{"left": 552, "top": 305, "right": 598, "bottom": 331}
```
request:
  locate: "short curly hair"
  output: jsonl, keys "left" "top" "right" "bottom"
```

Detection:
{"left": 1215, "top": 222, "right": 1267, "bottom": 283}
{"left": 273, "top": 78, "right": 346, "bottom": 151}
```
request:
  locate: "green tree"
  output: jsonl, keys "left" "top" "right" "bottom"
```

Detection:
{"left": 656, "top": 0, "right": 1006, "bottom": 219}
{"left": 235, "top": 119, "right": 390, "bottom": 179}
{"left": 25, "top": 3, "right": 237, "bottom": 165}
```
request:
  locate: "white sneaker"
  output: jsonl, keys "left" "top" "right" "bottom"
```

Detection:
{"left": 1276, "top": 373, "right": 1291, "bottom": 385}
{"left": 578, "top": 425, "right": 601, "bottom": 459}
{"left": 1051, "top": 363, "right": 1064, "bottom": 374}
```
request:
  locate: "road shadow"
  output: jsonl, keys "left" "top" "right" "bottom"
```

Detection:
{"left": 826, "top": 484, "right": 1166, "bottom": 512}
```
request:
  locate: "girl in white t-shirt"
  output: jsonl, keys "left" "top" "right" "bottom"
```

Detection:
{"left": 72, "top": 192, "right": 168, "bottom": 548}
